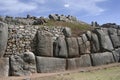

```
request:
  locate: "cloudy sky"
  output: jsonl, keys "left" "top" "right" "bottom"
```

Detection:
{"left": 0, "top": 0, "right": 119, "bottom": 24}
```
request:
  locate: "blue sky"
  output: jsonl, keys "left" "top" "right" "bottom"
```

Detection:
{"left": 0, "top": 0, "right": 120, "bottom": 24}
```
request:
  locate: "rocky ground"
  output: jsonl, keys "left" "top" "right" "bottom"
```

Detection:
{"left": 0, "top": 63, "right": 119, "bottom": 80}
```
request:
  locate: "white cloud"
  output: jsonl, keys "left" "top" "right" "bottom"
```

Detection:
{"left": 64, "top": 4, "right": 70, "bottom": 8}
{"left": 0, "top": 0, "right": 37, "bottom": 15}
{"left": 63, "top": 0, "right": 107, "bottom": 15}
{"left": 0, "top": 0, "right": 107, "bottom": 16}
{"left": 32, "top": 0, "right": 45, "bottom": 4}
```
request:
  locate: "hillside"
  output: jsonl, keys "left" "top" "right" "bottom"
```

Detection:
{"left": 0, "top": 14, "right": 93, "bottom": 36}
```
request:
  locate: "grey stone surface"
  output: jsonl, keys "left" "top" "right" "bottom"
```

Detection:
{"left": 117, "top": 29, "right": 120, "bottom": 36}
{"left": 75, "top": 54, "right": 91, "bottom": 67}
{"left": 58, "top": 15, "right": 68, "bottom": 21}
{"left": 66, "top": 37, "right": 79, "bottom": 57}
{"left": 67, "top": 58, "right": 77, "bottom": 70}
{"left": 36, "top": 30, "right": 53, "bottom": 57}
{"left": 0, "top": 58, "right": 9, "bottom": 77}
{"left": 91, "top": 52, "right": 115, "bottom": 66}
{"left": 109, "top": 34, "right": 120, "bottom": 48}
{"left": 77, "top": 37, "right": 86, "bottom": 54}
{"left": 81, "top": 34, "right": 88, "bottom": 43}
{"left": 0, "top": 22, "right": 8, "bottom": 57}
{"left": 86, "top": 31, "right": 92, "bottom": 40}
{"left": 10, "top": 52, "right": 36, "bottom": 76}
{"left": 49, "top": 14, "right": 59, "bottom": 20}
{"left": 112, "top": 48, "right": 120, "bottom": 62}
{"left": 77, "top": 37, "right": 90, "bottom": 54}
{"left": 95, "top": 29, "right": 113, "bottom": 51}
{"left": 62, "top": 27, "right": 71, "bottom": 37}
{"left": 85, "top": 41, "right": 91, "bottom": 53}
{"left": 67, "top": 54, "right": 91, "bottom": 70}
{"left": 67, "top": 15, "right": 77, "bottom": 21}
{"left": 102, "top": 28, "right": 108, "bottom": 35}
{"left": 108, "top": 28, "right": 117, "bottom": 35}
{"left": 91, "top": 33, "right": 100, "bottom": 53}
{"left": 54, "top": 37, "right": 68, "bottom": 58}
{"left": 36, "top": 57, "right": 66, "bottom": 73}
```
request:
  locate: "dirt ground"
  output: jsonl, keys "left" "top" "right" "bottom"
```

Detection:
{"left": 0, "top": 63, "right": 120, "bottom": 80}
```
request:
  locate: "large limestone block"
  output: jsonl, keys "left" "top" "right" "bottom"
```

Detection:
{"left": 77, "top": 37, "right": 90, "bottom": 54}
{"left": 66, "top": 37, "right": 79, "bottom": 57}
{"left": 81, "top": 34, "right": 88, "bottom": 43}
{"left": 36, "top": 57, "right": 66, "bottom": 73}
{"left": 10, "top": 52, "right": 36, "bottom": 76}
{"left": 91, "top": 33, "right": 100, "bottom": 53}
{"left": 36, "top": 30, "right": 53, "bottom": 57}
{"left": 0, "top": 58, "right": 9, "bottom": 77}
{"left": 95, "top": 29, "right": 113, "bottom": 51}
{"left": 67, "top": 54, "right": 91, "bottom": 70}
{"left": 75, "top": 54, "right": 92, "bottom": 68}
{"left": 0, "top": 22, "right": 8, "bottom": 57}
{"left": 91, "top": 52, "right": 115, "bottom": 66}
{"left": 86, "top": 31, "right": 92, "bottom": 40}
{"left": 112, "top": 48, "right": 120, "bottom": 62}
{"left": 54, "top": 37, "right": 68, "bottom": 58}
{"left": 108, "top": 28, "right": 117, "bottom": 35}
{"left": 67, "top": 58, "right": 77, "bottom": 70}
{"left": 77, "top": 37, "right": 86, "bottom": 54}
{"left": 109, "top": 34, "right": 120, "bottom": 48}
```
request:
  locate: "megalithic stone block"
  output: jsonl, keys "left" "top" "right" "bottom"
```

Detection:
{"left": 91, "top": 52, "right": 115, "bottom": 66}
{"left": 67, "top": 54, "right": 91, "bottom": 70}
{"left": 109, "top": 34, "right": 120, "bottom": 48}
{"left": 0, "top": 58, "right": 9, "bottom": 77}
{"left": 95, "top": 29, "right": 113, "bottom": 51}
{"left": 77, "top": 37, "right": 91, "bottom": 54}
{"left": 54, "top": 37, "right": 68, "bottom": 58}
{"left": 66, "top": 37, "right": 79, "bottom": 58}
{"left": 0, "top": 22, "right": 8, "bottom": 57}
{"left": 91, "top": 33, "right": 100, "bottom": 53}
{"left": 36, "top": 30, "right": 53, "bottom": 57}
{"left": 36, "top": 57, "right": 66, "bottom": 73}
{"left": 112, "top": 48, "right": 120, "bottom": 62}
{"left": 10, "top": 52, "right": 37, "bottom": 76}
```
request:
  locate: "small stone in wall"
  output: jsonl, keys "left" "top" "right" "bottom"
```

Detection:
{"left": 62, "top": 27, "right": 71, "bottom": 37}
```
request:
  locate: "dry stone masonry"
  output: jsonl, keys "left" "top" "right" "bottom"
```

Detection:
{"left": 0, "top": 17, "right": 120, "bottom": 77}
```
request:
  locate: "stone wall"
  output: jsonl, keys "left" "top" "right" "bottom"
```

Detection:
{"left": 5, "top": 25, "right": 39, "bottom": 56}
{"left": 5, "top": 25, "right": 65, "bottom": 56}
{"left": 0, "top": 23, "right": 120, "bottom": 77}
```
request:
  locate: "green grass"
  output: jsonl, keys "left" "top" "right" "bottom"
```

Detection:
{"left": 44, "top": 20, "right": 90, "bottom": 29}
{"left": 33, "top": 66, "right": 120, "bottom": 80}
{"left": 42, "top": 20, "right": 93, "bottom": 36}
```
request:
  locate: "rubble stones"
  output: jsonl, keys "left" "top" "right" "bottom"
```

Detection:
{"left": 49, "top": 14, "right": 59, "bottom": 21}
{"left": 49, "top": 14, "right": 77, "bottom": 22}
